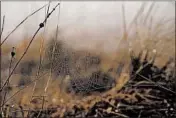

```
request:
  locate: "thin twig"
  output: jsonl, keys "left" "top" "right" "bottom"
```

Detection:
{"left": 2, "top": 55, "right": 13, "bottom": 108}
{"left": 36, "top": 2, "right": 61, "bottom": 115}
{"left": 44, "top": 0, "right": 61, "bottom": 93}
{"left": 99, "top": 108, "right": 129, "bottom": 118}
{"left": 0, "top": 2, "right": 60, "bottom": 92}
{"left": 30, "top": 0, "right": 51, "bottom": 103}
{"left": 34, "top": 2, "right": 52, "bottom": 117}
{"left": 0, "top": 3, "right": 48, "bottom": 46}
{"left": 0, "top": 15, "right": 5, "bottom": 39}
{"left": 122, "top": 3, "right": 127, "bottom": 40}
{"left": 138, "top": 110, "right": 142, "bottom": 118}
{"left": 1, "top": 71, "right": 49, "bottom": 106}
{"left": 0, "top": 2, "right": 2, "bottom": 114}
{"left": 45, "top": 1, "right": 51, "bottom": 26}
{"left": 36, "top": 96, "right": 46, "bottom": 118}
{"left": 128, "top": 2, "right": 147, "bottom": 33}
{"left": 137, "top": 73, "right": 176, "bottom": 95}
{"left": 0, "top": 17, "right": 5, "bottom": 106}
{"left": 143, "top": 2, "right": 155, "bottom": 25}
{"left": 44, "top": 27, "right": 58, "bottom": 93}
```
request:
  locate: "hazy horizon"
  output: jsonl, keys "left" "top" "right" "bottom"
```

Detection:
{"left": 1, "top": 1, "right": 175, "bottom": 48}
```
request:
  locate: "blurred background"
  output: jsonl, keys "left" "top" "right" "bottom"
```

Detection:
{"left": 1, "top": 1, "right": 175, "bottom": 48}
{"left": 0, "top": 1, "right": 175, "bottom": 117}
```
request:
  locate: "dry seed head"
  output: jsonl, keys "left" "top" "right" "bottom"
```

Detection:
{"left": 39, "top": 23, "right": 44, "bottom": 28}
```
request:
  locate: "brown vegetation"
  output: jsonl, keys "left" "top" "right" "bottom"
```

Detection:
{"left": 0, "top": 2, "right": 175, "bottom": 118}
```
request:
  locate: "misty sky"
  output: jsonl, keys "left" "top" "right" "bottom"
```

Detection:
{"left": 1, "top": 1, "right": 175, "bottom": 46}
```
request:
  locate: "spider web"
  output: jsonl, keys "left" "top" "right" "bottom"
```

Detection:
{"left": 45, "top": 41, "right": 115, "bottom": 94}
